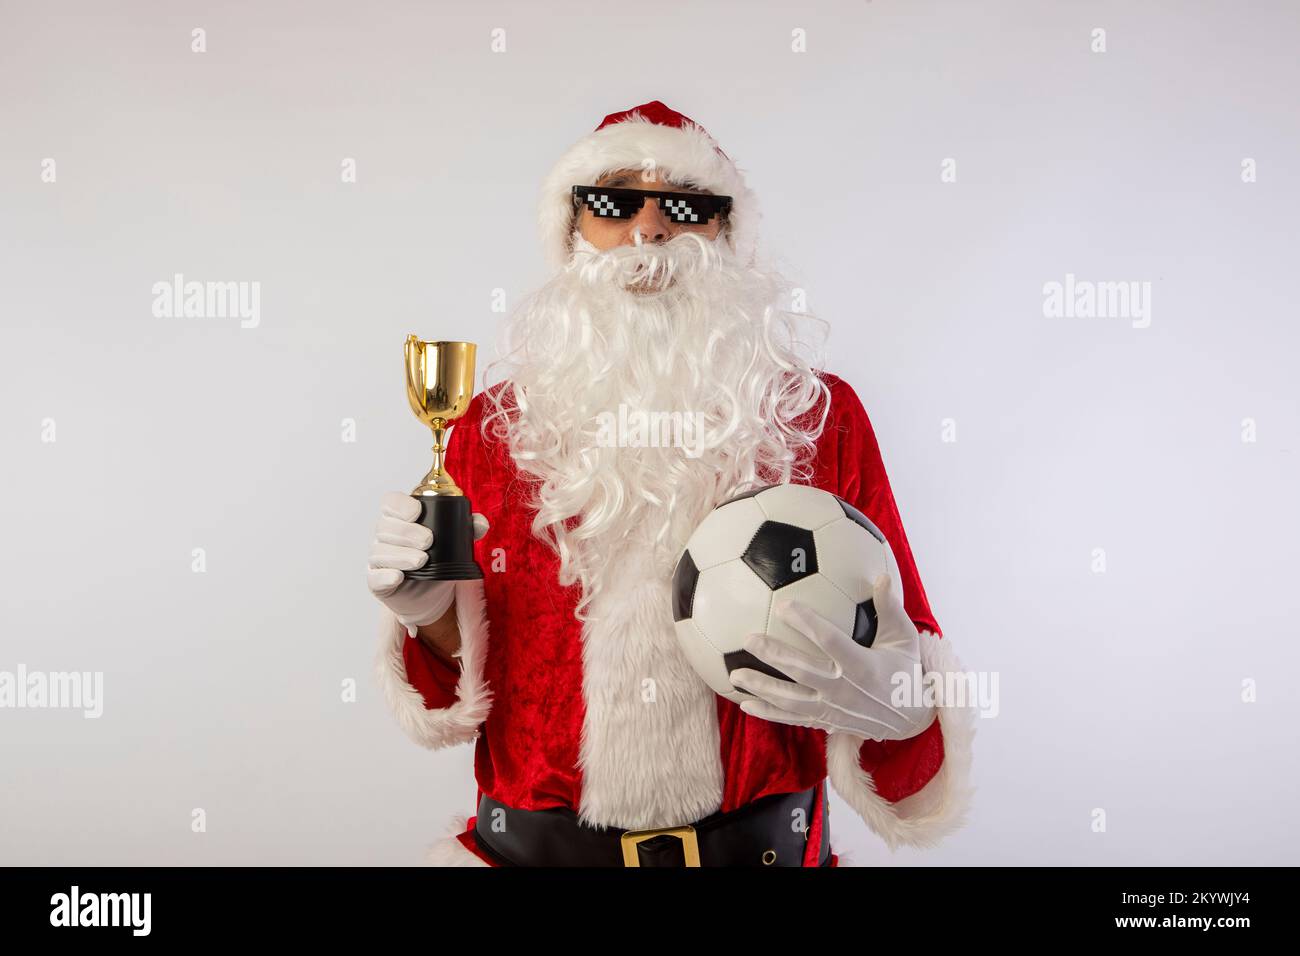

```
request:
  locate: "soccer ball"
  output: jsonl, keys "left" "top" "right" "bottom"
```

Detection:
{"left": 671, "top": 483, "right": 902, "bottom": 705}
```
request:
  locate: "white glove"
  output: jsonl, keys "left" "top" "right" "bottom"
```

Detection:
{"left": 729, "top": 573, "right": 936, "bottom": 741}
{"left": 366, "top": 491, "right": 489, "bottom": 637}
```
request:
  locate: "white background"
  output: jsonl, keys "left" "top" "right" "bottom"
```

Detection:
{"left": 1, "top": 0, "right": 1296, "bottom": 865}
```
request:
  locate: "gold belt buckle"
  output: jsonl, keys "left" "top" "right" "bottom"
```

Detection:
{"left": 620, "top": 824, "right": 701, "bottom": 867}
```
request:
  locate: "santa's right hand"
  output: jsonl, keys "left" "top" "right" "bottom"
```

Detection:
{"left": 366, "top": 492, "right": 489, "bottom": 633}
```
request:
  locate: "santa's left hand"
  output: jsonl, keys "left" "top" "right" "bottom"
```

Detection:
{"left": 729, "top": 574, "right": 936, "bottom": 741}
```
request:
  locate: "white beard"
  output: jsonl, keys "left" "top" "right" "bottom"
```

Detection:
{"left": 484, "top": 230, "right": 831, "bottom": 621}
{"left": 482, "top": 230, "right": 831, "bottom": 828}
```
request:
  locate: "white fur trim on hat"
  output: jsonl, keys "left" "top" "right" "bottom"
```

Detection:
{"left": 374, "top": 579, "right": 493, "bottom": 751}
{"left": 539, "top": 111, "right": 759, "bottom": 270}
{"left": 826, "top": 631, "right": 977, "bottom": 852}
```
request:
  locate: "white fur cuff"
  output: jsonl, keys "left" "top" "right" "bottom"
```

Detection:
{"left": 424, "top": 813, "right": 491, "bottom": 867}
{"left": 826, "top": 631, "right": 977, "bottom": 851}
{"left": 374, "top": 579, "right": 494, "bottom": 751}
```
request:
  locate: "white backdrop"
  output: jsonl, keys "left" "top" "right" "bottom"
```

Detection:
{"left": 1, "top": 0, "right": 1297, "bottom": 865}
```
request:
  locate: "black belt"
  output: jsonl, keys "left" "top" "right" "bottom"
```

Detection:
{"left": 473, "top": 785, "right": 831, "bottom": 867}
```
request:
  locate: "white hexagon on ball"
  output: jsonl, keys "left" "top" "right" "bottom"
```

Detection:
{"left": 767, "top": 573, "right": 858, "bottom": 654}
{"left": 686, "top": 497, "right": 767, "bottom": 571}
{"left": 691, "top": 560, "right": 772, "bottom": 656}
{"left": 753, "top": 483, "right": 844, "bottom": 531}
{"left": 813, "top": 516, "right": 889, "bottom": 603}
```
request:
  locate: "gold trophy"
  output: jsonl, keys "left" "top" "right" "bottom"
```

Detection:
{"left": 402, "top": 336, "right": 484, "bottom": 581}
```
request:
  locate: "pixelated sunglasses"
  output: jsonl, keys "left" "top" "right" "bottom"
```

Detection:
{"left": 572, "top": 185, "right": 732, "bottom": 225}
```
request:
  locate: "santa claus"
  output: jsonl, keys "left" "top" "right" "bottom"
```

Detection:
{"left": 367, "top": 101, "right": 975, "bottom": 866}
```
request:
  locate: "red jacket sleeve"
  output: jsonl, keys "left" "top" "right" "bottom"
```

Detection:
{"left": 826, "top": 375, "right": 941, "bottom": 637}
{"left": 823, "top": 374, "right": 946, "bottom": 802}
{"left": 402, "top": 634, "right": 463, "bottom": 710}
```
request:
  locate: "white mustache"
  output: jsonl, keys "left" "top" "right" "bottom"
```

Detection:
{"left": 568, "top": 231, "right": 729, "bottom": 291}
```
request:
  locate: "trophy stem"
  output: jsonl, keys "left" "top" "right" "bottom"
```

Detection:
{"left": 431, "top": 420, "right": 448, "bottom": 472}
{"left": 412, "top": 419, "right": 464, "bottom": 497}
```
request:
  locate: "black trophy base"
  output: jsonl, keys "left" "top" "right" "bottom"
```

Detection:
{"left": 404, "top": 494, "right": 485, "bottom": 581}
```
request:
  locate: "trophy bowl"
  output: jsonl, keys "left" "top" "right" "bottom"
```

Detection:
{"left": 402, "top": 335, "right": 484, "bottom": 581}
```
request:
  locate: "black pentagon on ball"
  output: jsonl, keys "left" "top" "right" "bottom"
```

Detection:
{"left": 836, "top": 497, "right": 886, "bottom": 543}
{"left": 671, "top": 549, "right": 699, "bottom": 622}
{"left": 742, "top": 521, "right": 818, "bottom": 590}
{"left": 852, "top": 597, "right": 879, "bottom": 648}
{"left": 724, "top": 649, "right": 794, "bottom": 684}
{"left": 717, "top": 484, "right": 780, "bottom": 508}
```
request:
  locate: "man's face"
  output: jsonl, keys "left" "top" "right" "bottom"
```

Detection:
{"left": 576, "top": 168, "right": 726, "bottom": 252}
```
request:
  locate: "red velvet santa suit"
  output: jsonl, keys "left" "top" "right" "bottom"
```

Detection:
{"left": 376, "top": 371, "right": 975, "bottom": 865}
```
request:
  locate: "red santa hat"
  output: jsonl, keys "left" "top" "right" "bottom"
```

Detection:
{"left": 538, "top": 100, "right": 759, "bottom": 270}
